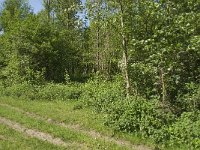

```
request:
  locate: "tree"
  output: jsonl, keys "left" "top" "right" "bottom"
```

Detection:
{"left": 0, "top": 0, "right": 32, "bottom": 32}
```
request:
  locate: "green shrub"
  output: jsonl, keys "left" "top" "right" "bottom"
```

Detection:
{"left": 104, "top": 96, "right": 199, "bottom": 148}
{"left": 35, "top": 83, "right": 82, "bottom": 101}
{"left": 3, "top": 82, "right": 36, "bottom": 99}
{"left": 1, "top": 82, "right": 82, "bottom": 101}
{"left": 155, "top": 111, "right": 200, "bottom": 149}
{"left": 169, "top": 111, "right": 200, "bottom": 148}
{"left": 105, "top": 97, "right": 175, "bottom": 137}
{"left": 178, "top": 83, "right": 200, "bottom": 111}
{"left": 0, "top": 81, "right": 5, "bottom": 95}
{"left": 80, "top": 77, "right": 125, "bottom": 112}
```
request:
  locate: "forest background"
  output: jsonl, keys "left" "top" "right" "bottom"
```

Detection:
{"left": 0, "top": 0, "right": 199, "bottom": 149}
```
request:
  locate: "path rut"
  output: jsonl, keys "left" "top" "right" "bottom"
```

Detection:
{"left": 0, "top": 117, "right": 83, "bottom": 149}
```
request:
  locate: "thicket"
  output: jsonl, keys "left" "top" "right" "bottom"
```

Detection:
{"left": 0, "top": 0, "right": 199, "bottom": 149}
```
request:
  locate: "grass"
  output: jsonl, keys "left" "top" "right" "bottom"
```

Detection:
{"left": 1, "top": 97, "right": 110, "bottom": 135}
{"left": 0, "top": 108, "right": 128, "bottom": 150}
{"left": 0, "top": 97, "right": 154, "bottom": 146}
{"left": 0, "top": 124, "right": 66, "bottom": 150}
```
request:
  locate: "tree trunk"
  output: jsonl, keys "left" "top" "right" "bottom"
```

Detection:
{"left": 160, "top": 68, "right": 166, "bottom": 102}
{"left": 96, "top": 26, "right": 100, "bottom": 72}
{"left": 119, "top": 0, "right": 131, "bottom": 97}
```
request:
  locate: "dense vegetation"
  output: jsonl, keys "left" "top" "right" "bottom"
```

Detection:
{"left": 0, "top": 0, "right": 199, "bottom": 149}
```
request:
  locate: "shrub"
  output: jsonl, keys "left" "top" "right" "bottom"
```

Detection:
{"left": 35, "top": 83, "right": 82, "bottom": 101}
{"left": 105, "top": 97, "right": 175, "bottom": 137}
{"left": 1, "top": 82, "right": 82, "bottom": 101}
{"left": 154, "top": 111, "right": 200, "bottom": 149}
{"left": 80, "top": 76, "right": 125, "bottom": 112}
{"left": 0, "top": 81, "right": 5, "bottom": 95}
{"left": 2, "top": 82, "right": 36, "bottom": 99}
{"left": 104, "top": 96, "right": 199, "bottom": 148}
{"left": 169, "top": 111, "right": 200, "bottom": 148}
{"left": 178, "top": 83, "right": 200, "bottom": 111}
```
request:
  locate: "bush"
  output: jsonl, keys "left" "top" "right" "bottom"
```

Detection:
{"left": 35, "top": 83, "right": 82, "bottom": 101}
{"left": 104, "top": 96, "right": 199, "bottom": 148}
{"left": 178, "top": 83, "right": 200, "bottom": 111}
{"left": 154, "top": 111, "right": 200, "bottom": 149}
{"left": 80, "top": 76, "right": 125, "bottom": 112}
{"left": 0, "top": 81, "right": 5, "bottom": 95}
{"left": 1, "top": 82, "right": 82, "bottom": 101}
{"left": 169, "top": 111, "right": 200, "bottom": 148}
{"left": 105, "top": 97, "right": 175, "bottom": 137}
{"left": 2, "top": 82, "right": 36, "bottom": 99}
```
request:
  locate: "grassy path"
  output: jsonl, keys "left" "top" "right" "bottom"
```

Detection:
{"left": 0, "top": 117, "right": 82, "bottom": 149}
{"left": 0, "top": 123, "right": 67, "bottom": 150}
{"left": 0, "top": 97, "right": 152, "bottom": 150}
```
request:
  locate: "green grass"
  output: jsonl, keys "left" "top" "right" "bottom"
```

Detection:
{"left": 0, "top": 97, "right": 154, "bottom": 147}
{"left": 0, "top": 99, "right": 130, "bottom": 150}
{"left": 1, "top": 97, "right": 110, "bottom": 135}
{"left": 0, "top": 106, "right": 128, "bottom": 149}
{"left": 0, "top": 124, "right": 66, "bottom": 150}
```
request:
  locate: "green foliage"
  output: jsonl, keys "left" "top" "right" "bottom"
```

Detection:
{"left": 0, "top": 0, "right": 85, "bottom": 84}
{"left": 0, "top": 0, "right": 199, "bottom": 149}
{"left": 0, "top": 81, "right": 4, "bottom": 95}
{"left": 130, "top": 63, "right": 158, "bottom": 99}
{"left": 127, "top": 0, "right": 200, "bottom": 102}
{"left": 35, "top": 83, "right": 82, "bottom": 101}
{"left": 105, "top": 98, "right": 175, "bottom": 136}
{"left": 178, "top": 83, "right": 200, "bottom": 111}
{"left": 2, "top": 82, "right": 36, "bottom": 99}
{"left": 78, "top": 78, "right": 200, "bottom": 148}
{"left": 102, "top": 94, "right": 199, "bottom": 148}
{"left": 0, "top": 77, "right": 199, "bottom": 148}
{"left": 154, "top": 111, "right": 200, "bottom": 149}
{"left": 0, "top": 0, "right": 32, "bottom": 32}
{"left": 167, "top": 111, "right": 200, "bottom": 149}
{"left": 1, "top": 83, "right": 82, "bottom": 101}
{"left": 81, "top": 76, "right": 125, "bottom": 112}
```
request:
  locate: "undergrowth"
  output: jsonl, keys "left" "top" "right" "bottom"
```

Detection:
{"left": 0, "top": 78, "right": 199, "bottom": 149}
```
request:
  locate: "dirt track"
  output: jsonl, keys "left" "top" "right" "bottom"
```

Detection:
{"left": 0, "top": 117, "right": 83, "bottom": 149}
{"left": 0, "top": 103, "right": 151, "bottom": 150}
